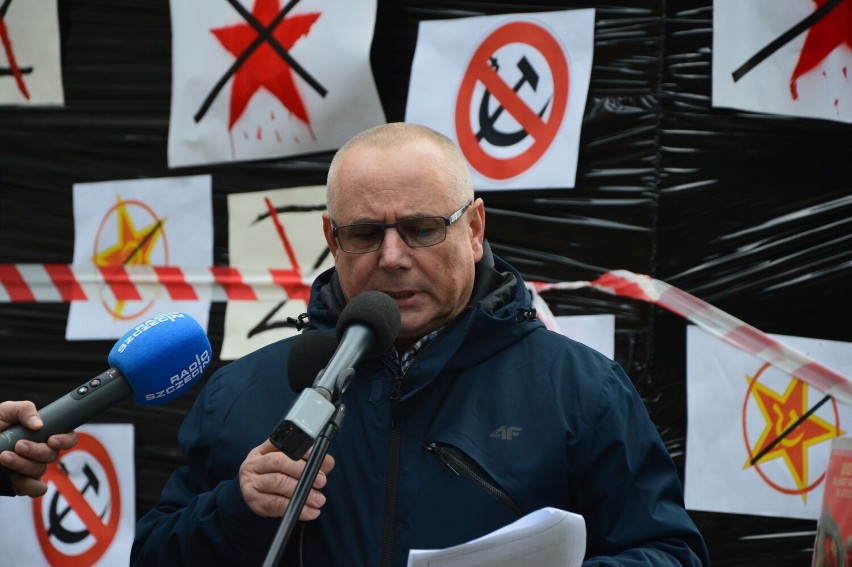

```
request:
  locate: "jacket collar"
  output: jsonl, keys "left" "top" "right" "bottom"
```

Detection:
{"left": 307, "top": 240, "right": 533, "bottom": 334}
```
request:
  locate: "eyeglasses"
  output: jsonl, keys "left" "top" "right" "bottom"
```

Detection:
{"left": 332, "top": 202, "right": 472, "bottom": 254}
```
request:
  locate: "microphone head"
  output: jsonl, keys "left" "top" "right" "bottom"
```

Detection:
{"left": 287, "top": 330, "right": 338, "bottom": 392}
{"left": 337, "top": 291, "right": 401, "bottom": 359}
{"left": 107, "top": 312, "right": 213, "bottom": 406}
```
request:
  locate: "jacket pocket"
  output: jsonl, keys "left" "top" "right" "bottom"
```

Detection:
{"left": 424, "top": 441, "right": 523, "bottom": 518}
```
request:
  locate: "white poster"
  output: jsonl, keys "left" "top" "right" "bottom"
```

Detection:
{"left": 167, "top": 0, "right": 386, "bottom": 168}
{"left": 405, "top": 9, "right": 594, "bottom": 191}
{"left": 68, "top": 175, "right": 213, "bottom": 340}
{"left": 222, "top": 185, "right": 333, "bottom": 360}
{"left": 0, "top": 424, "right": 135, "bottom": 566}
{"left": 713, "top": 0, "right": 852, "bottom": 124}
{"left": 685, "top": 327, "right": 852, "bottom": 520}
{"left": 0, "top": 0, "right": 63, "bottom": 105}
{"left": 554, "top": 314, "right": 615, "bottom": 360}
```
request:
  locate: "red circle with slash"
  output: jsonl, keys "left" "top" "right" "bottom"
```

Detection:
{"left": 33, "top": 432, "right": 121, "bottom": 565}
{"left": 455, "top": 21, "right": 569, "bottom": 180}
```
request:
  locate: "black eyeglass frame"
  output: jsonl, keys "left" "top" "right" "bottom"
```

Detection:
{"left": 331, "top": 201, "right": 473, "bottom": 254}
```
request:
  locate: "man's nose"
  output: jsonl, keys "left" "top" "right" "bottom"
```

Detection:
{"left": 378, "top": 227, "right": 410, "bottom": 267}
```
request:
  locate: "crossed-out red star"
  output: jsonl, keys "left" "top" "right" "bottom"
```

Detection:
{"left": 211, "top": 0, "right": 320, "bottom": 129}
{"left": 745, "top": 373, "right": 841, "bottom": 499}
{"left": 791, "top": 0, "right": 852, "bottom": 99}
{"left": 92, "top": 196, "right": 166, "bottom": 319}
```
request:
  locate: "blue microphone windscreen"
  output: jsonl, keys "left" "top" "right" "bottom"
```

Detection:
{"left": 107, "top": 312, "right": 213, "bottom": 406}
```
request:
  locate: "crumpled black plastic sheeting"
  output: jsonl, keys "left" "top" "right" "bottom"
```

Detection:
{"left": 0, "top": 1, "right": 849, "bottom": 565}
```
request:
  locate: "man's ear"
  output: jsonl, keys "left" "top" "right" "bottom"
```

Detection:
{"left": 322, "top": 213, "right": 339, "bottom": 258}
{"left": 469, "top": 198, "right": 486, "bottom": 262}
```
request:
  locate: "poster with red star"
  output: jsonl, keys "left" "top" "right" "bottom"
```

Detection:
{"left": 0, "top": 0, "right": 64, "bottom": 105}
{"left": 222, "top": 185, "right": 333, "bottom": 360}
{"left": 812, "top": 436, "right": 852, "bottom": 565}
{"left": 404, "top": 9, "right": 594, "bottom": 191}
{"left": 167, "top": 0, "right": 386, "bottom": 168}
{"left": 713, "top": 0, "right": 852, "bottom": 124}
{"left": 685, "top": 326, "right": 852, "bottom": 520}
{"left": 0, "top": 424, "right": 134, "bottom": 567}
{"left": 67, "top": 175, "right": 213, "bottom": 340}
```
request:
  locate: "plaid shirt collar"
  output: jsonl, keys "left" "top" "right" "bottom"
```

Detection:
{"left": 390, "top": 326, "right": 443, "bottom": 375}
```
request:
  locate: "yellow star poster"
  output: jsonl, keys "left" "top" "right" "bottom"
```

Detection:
{"left": 67, "top": 175, "right": 212, "bottom": 340}
{"left": 685, "top": 326, "right": 852, "bottom": 519}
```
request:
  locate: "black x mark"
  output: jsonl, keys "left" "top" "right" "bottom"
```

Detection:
{"left": 732, "top": 0, "right": 844, "bottom": 82}
{"left": 194, "top": 0, "right": 327, "bottom": 123}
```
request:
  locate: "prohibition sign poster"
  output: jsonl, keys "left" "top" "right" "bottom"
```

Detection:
{"left": 405, "top": 9, "right": 594, "bottom": 191}
{"left": 67, "top": 175, "right": 213, "bottom": 341}
{"left": 0, "top": 424, "right": 135, "bottom": 566}
{"left": 685, "top": 328, "right": 852, "bottom": 520}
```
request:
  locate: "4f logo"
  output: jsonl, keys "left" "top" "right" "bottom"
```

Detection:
{"left": 491, "top": 425, "right": 523, "bottom": 440}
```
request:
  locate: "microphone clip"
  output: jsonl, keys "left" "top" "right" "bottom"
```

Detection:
{"left": 270, "top": 363, "right": 356, "bottom": 460}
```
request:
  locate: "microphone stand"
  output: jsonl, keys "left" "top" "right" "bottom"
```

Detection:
{"left": 262, "top": 403, "right": 345, "bottom": 567}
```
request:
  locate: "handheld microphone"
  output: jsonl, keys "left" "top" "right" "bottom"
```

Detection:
{"left": 287, "top": 330, "right": 339, "bottom": 393}
{"left": 270, "top": 291, "right": 400, "bottom": 459}
{"left": 0, "top": 312, "right": 212, "bottom": 453}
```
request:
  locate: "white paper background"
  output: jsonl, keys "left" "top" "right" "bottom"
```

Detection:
{"left": 685, "top": 327, "right": 852, "bottom": 519}
{"left": 168, "top": 0, "right": 386, "bottom": 167}
{"left": 405, "top": 9, "right": 594, "bottom": 191}
{"left": 0, "top": 0, "right": 64, "bottom": 105}
{"left": 0, "top": 424, "right": 135, "bottom": 566}
{"left": 554, "top": 314, "right": 615, "bottom": 360}
{"left": 68, "top": 175, "right": 212, "bottom": 340}
{"left": 713, "top": 0, "right": 852, "bottom": 124}
{"left": 222, "top": 185, "right": 333, "bottom": 360}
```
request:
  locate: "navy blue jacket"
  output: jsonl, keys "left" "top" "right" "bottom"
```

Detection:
{"left": 132, "top": 247, "right": 709, "bottom": 566}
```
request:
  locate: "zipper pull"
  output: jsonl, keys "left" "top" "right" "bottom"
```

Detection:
{"left": 390, "top": 376, "right": 404, "bottom": 401}
{"left": 425, "top": 442, "right": 460, "bottom": 476}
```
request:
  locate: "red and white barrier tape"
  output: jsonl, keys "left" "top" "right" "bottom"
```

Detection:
{"left": 534, "top": 270, "right": 852, "bottom": 407}
{"left": 0, "top": 264, "right": 311, "bottom": 303}
{"left": 3, "top": 264, "right": 850, "bottom": 406}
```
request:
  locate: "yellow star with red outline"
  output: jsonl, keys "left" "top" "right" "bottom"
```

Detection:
{"left": 745, "top": 374, "right": 843, "bottom": 501}
{"left": 91, "top": 196, "right": 166, "bottom": 317}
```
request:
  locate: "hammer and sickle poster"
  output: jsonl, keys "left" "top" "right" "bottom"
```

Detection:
{"left": 405, "top": 9, "right": 594, "bottom": 191}
{"left": 0, "top": 424, "right": 135, "bottom": 566}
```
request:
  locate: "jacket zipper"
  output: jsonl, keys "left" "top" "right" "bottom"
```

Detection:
{"left": 381, "top": 425, "right": 402, "bottom": 567}
{"left": 381, "top": 358, "right": 403, "bottom": 567}
{"left": 379, "top": 324, "right": 456, "bottom": 566}
{"left": 425, "top": 442, "right": 524, "bottom": 518}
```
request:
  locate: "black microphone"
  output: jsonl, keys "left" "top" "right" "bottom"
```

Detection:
{"left": 0, "top": 312, "right": 212, "bottom": 453}
{"left": 314, "top": 291, "right": 400, "bottom": 399}
{"left": 270, "top": 291, "right": 400, "bottom": 459}
{"left": 287, "top": 330, "right": 338, "bottom": 393}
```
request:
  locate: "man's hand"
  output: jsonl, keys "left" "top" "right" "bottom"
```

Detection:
{"left": 0, "top": 400, "right": 78, "bottom": 498}
{"left": 239, "top": 439, "right": 335, "bottom": 520}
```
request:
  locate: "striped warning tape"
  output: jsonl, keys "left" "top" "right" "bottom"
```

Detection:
{"left": 0, "top": 264, "right": 309, "bottom": 303}
{"left": 2, "top": 264, "right": 850, "bottom": 406}
{"left": 534, "top": 270, "right": 852, "bottom": 407}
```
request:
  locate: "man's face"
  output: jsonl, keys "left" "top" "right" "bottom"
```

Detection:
{"left": 323, "top": 140, "right": 484, "bottom": 347}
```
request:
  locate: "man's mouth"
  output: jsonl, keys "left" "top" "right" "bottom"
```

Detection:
{"left": 384, "top": 290, "right": 415, "bottom": 300}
